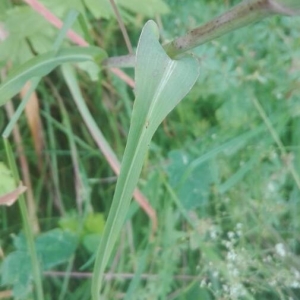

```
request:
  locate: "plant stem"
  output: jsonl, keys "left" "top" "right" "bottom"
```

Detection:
{"left": 3, "top": 139, "right": 44, "bottom": 300}
{"left": 251, "top": 97, "right": 300, "bottom": 190}
{"left": 102, "top": 54, "right": 135, "bottom": 68}
{"left": 164, "top": 0, "right": 274, "bottom": 58}
{"left": 109, "top": 0, "right": 133, "bottom": 54}
{"left": 103, "top": 0, "right": 299, "bottom": 67}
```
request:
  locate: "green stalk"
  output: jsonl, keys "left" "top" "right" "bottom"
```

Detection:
{"left": 164, "top": 0, "right": 274, "bottom": 57}
{"left": 103, "top": 0, "right": 300, "bottom": 67}
{"left": 164, "top": 0, "right": 300, "bottom": 58}
{"left": 90, "top": 20, "right": 199, "bottom": 299}
{"left": 3, "top": 139, "right": 44, "bottom": 300}
{"left": 90, "top": 127, "right": 152, "bottom": 300}
{"left": 272, "top": 0, "right": 300, "bottom": 15}
{"left": 0, "top": 11, "right": 97, "bottom": 299}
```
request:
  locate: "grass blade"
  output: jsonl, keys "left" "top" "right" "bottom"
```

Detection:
{"left": 3, "top": 139, "right": 44, "bottom": 300}
{"left": 91, "top": 20, "right": 199, "bottom": 299}
{"left": 0, "top": 46, "right": 106, "bottom": 107}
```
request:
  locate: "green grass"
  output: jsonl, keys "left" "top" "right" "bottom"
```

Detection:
{"left": 1, "top": 0, "right": 300, "bottom": 299}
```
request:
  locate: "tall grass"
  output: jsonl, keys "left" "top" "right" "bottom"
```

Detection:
{"left": 0, "top": 0, "right": 300, "bottom": 299}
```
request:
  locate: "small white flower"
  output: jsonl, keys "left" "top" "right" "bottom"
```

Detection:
{"left": 263, "top": 255, "right": 273, "bottom": 263}
{"left": 200, "top": 279, "right": 206, "bottom": 287}
{"left": 212, "top": 271, "right": 219, "bottom": 278}
{"left": 228, "top": 231, "right": 235, "bottom": 239}
{"left": 275, "top": 243, "right": 286, "bottom": 257}
{"left": 210, "top": 228, "right": 218, "bottom": 240}
{"left": 293, "top": 269, "right": 300, "bottom": 279}
{"left": 221, "top": 46, "right": 227, "bottom": 52}
{"left": 269, "top": 280, "right": 277, "bottom": 286}
{"left": 223, "top": 284, "right": 229, "bottom": 292}
{"left": 227, "top": 250, "right": 237, "bottom": 261}
{"left": 290, "top": 281, "right": 300, "bottom": 288}
{"left": 224, "top": 240, "right": 232, "bottom": 249}
{"left": 267, "top": 181, "right": 276, "bottom": 193}
{"left": 231, "top": 268, "right": 239, "bottom": 277}
{"left": 236, "top": 223, "right": 243, "bottom": 229}
{"left": 182, "top": 154, "right": 189, "bottom": 165}
{"left": 230, "top": 283, "right": 246, "bottom": 297}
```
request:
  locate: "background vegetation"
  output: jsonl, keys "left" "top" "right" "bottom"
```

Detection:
{"left": 0, "top": 0, "right": 300, "bottom": 299}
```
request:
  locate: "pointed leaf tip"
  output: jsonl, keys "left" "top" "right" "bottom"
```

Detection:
{"left": 134, "top": 20, "right": 200, "bottom": 139}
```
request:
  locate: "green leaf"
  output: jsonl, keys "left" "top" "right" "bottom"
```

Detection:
{"left": 40, "top": 0, "right": 86, "bottom": 21}
{"left": 1, "top": 251, "right": 33, "bottom": 299}
{"left": 0, "top": 46, "right": 106, "bottom": 107}
{"left": 84, "top": 213, "right": 106, "bottom": 234}
{"left": 118, "top": 0, "right": 169, "bottom": 17}
{"left": 83, "top": 0, "right": 113, "bottom": 19}
{"left": 12, "top": 233, "right": 28, "bottom": 251}
{"left": 91, "top": 20, "right": 199, "bottom": 298}
{"left": 182, "top": 283, "right": 213, "bottom": 300}
{"left": 35, "top": 229, "right": 78, "bottom": 270}
{"left": 132, "top": 21, "right": 199, "bottom": 142}
{"left": 216, "top": 91, "right": 254, "bottom": 129}
{"left": 29, "top": 33, "right": 55, "bottom": 55}
{"left": 83, "top": 233, "right": 102, "bottom": 254}
{"left": 77, "top": 61, "right": 101, "bottom": 81}
{"left": 59, "top": 214, "right": 81, "bottom": 234}
{"left": 0, "top": 36, "right": 34, "bottom": 65}
{"left": 2, "top": 7, "right": 50, "bottom": 39}
{"left": 0, "top": 230, "right": 78, "bottom": 299}
{"left": 0, "top": 0, "right": 9, "bottom": 16}
{"left": 0, "top": 7, "right": 54, "bottom": 63}
{"left": 167, "top": 150, "right": 216, "bottom": 210}
{"left": 0, "top": 162, "right": 16, "bottom": 196}
{"left": 1, "top": 237, "right": 37, "bottom": 299}
{"left": 83, "top": 0, "right": 169, "bottom": 20}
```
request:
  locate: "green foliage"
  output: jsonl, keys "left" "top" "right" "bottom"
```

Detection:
{"left": 0, "top": 6, "right": 54, "bottom": 64}
{"left": 167, "top": 150, "right": 217, "bottom": 210}
{"left": 0, "top": 0, "right": 169, "bottom": 65}
{"left": 91, "top": 20, "right": 199, "bottom": 298}
{"left": 0, "top": 46, "right": 106, "bottom": 107}
{"left": 83, "top": 0, "right": 113, "bottom": 19}
{"left": 118, "top": 0, "right": 169, "bottom": 17}
{"left": 59, "top": 212, "right": 105, "bottom": 254}
{"left": 1, "top": 0, "right": 300, "bottom": 299}
{"left": 35, "top": 229, "right": 78, "bottom": 269}
{"left": 84, "top": 213, "right": 105, "bottom": 234}
{"left": 1, "top": 251, "right": 32, "bottom": 299}
{"left": 1, "top": 230, "right": 78, "bottom": 299}
{"left": 0, "top": 162, "right": 16, "bottom": 195}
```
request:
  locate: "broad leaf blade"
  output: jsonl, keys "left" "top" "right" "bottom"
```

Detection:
{"left": 1, "top": 251, "right": 33, "bottom": 299}
{"left": 35, "top": 229, "right": 78, "bottom": 270}
{"left": 91, "top": 20, "right": 199, "bottom": 298}
{"left": 118, "top": 0, "right": 169, "bottom": 17}
{"left": 0, "top": 46, "right": 106, "bottom": 107}
{"left": 134, "top": 20, "right": 199, "bottom": 139}
{"left": 167, "top": 150, "right": 216, "bottom": 210}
